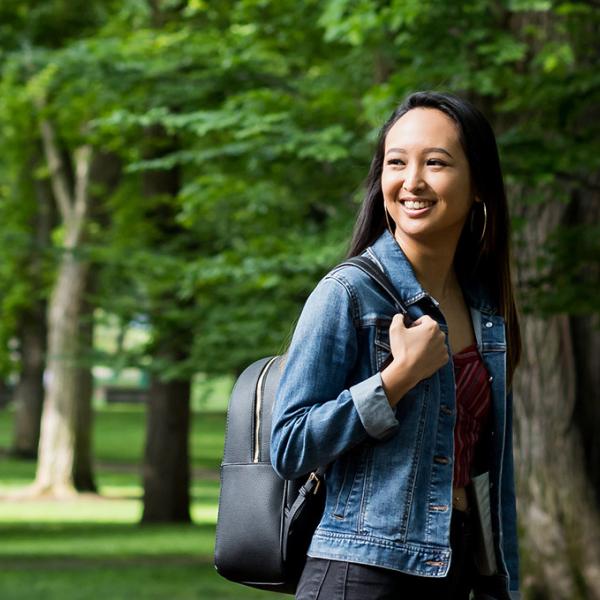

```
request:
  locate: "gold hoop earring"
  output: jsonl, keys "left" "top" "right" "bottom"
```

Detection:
{"left": 479, "top": 201, "right": 487, "bottom": 244}
{"left": 471, "top": 201, "right": 487, "bottom": 244}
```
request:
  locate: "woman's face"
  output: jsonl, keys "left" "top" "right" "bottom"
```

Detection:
{"left": 381, "top": 107, "right": 476, "bottom": 248}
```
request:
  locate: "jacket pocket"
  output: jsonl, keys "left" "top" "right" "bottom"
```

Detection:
{"left": 359, "top": 380, "right": 430, "bottom": 541}
{"left": 331, "top": 444, "right": 371, "bottom": 521}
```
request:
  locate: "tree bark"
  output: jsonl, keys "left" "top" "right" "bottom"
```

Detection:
{"left": 512, "top": 198, "right": 600, "bottom": 600}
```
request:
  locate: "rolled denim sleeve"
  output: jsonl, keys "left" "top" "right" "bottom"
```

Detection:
{"left": 350, "top": 372, "right": 398, "bottom": 440}
{"left": 271, "top": 275, "right": 396, "bottom": 481}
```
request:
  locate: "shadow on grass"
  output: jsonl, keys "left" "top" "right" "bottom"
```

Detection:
{"left": 0, "top": 561, "right": 289, "bottom": 600}
{"left": 0, "top": 522, "right": 289, "bottom": 599}
{"left": 0, "top": 521, "right": 217, "bottom": 558}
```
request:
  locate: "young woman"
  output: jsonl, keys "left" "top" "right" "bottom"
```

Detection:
{"left": 271, "top": 91, "right": 521, "bottom": 600}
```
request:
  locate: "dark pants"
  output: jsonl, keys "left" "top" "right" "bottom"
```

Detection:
{"left": 296, "top": 508, "right": 476, "bottom": 600}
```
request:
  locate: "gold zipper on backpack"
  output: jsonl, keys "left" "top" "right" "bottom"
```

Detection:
{"left": 253, "top": 357, "right": 278, "bottom": 463}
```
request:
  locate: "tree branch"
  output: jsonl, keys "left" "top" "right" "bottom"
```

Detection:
{"left": 38, "top": 116, "right": 73, "bottom": 225}
{"left": 67, "top": 145, "right": 93, "bottom": 248}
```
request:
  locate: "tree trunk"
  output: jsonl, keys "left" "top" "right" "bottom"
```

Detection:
{"left": 142, "top": 368, "right": 191, "bottom": 522}
{"left": 568, "top": 185, "right": 600, "bottom": 509}
{"left": 73, "top": 287, "right": 96, "bottom": 492}
{"left": 572, "top": 312, "right": 600, "bottom": 495}
{"left": 29, "top": 123, "right": 95, "bottom": 497}
{"left": 139, "top": 126, "right": 192, "bottom": 522}
{"left": 11, "top": 308, "right": 46, "bottom": 459}
{"left": 513, "top": 198, "right": 600, "bottom": 600}
{"left": 33, "top": 252, "right": 90, "bottom": 496}
{"left": 11, "top": 152, "right": 53, "bottom": 458}
{"left": 28, "top": 112, "right": 119, "bottom": 497}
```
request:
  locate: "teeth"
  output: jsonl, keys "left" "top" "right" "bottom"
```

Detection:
{"left": 404, "top": 200, "right": 434, "bottom": 210}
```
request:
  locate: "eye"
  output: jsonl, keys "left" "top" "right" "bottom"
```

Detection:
{"left": 386, "top": 158, "right": 404, "bottom": 166}
{"left": 427, "top": 159, "right": 447, "bottom": 167}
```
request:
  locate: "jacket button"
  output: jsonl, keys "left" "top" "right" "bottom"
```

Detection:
{"left": 434, "top": 455, "right": 450, "bottom": 464}
{"left": 485, "top": 321, "right": 493, "bottom": 328}
{"left": 441, "top": 405, "right": 453, "bottom": 415}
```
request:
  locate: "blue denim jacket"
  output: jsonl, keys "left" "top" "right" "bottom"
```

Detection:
{"left": 271, "top": 230, "right": 520, "bottom": 599}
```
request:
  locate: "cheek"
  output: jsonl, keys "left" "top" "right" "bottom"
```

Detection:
{"left": 381, "top": 170, "right": 400, "bottom": 198}
{"left": 436, "top": 175, "right": 471, "bottom": 208}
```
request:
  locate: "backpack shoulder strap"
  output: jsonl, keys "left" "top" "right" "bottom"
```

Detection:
{"left": 336, "top": 255, "right": 410, "bottom": 321}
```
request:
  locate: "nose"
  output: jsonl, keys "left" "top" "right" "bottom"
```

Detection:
{"left": 402, "top": 163, "right": 425, "bottom": 193}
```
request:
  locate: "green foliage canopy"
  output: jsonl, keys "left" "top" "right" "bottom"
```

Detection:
{"left": 0, "top": 0, "right": 598, "bottom": 379}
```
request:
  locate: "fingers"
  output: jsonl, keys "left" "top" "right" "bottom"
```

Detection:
{"left": 391, "top": 312, "right": 417, "bottom": 333}
{"left": 391, "top": 313, "right": 408, "bottom": 327}
{"left": 411, "top": 315, "right": 437, "bottom": 327}
{"left": 391, "top": 314, "right": 441, "bottom": 336}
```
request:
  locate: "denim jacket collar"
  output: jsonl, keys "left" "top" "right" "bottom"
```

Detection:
{"left": 369, "top": 230, "right": 497, "bottom": 316}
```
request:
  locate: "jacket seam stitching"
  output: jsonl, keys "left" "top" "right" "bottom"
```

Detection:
{"left": 325, "top": 273, "right": 360, "bottom": 325}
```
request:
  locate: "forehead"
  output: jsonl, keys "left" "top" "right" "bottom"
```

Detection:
{"left": 385, "top": 108, "right": 461, "bottom": 152}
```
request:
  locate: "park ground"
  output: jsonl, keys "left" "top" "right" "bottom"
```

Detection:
{"left": 0, "top": 408, "right": 288, "bottom": 600}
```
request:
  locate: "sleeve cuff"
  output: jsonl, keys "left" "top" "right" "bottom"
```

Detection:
{"left": 350, "top": 372, "right": 398, "bottom": 440}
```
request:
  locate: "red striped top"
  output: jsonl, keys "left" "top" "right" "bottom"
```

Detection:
{"left": 452, "top": 343, "right": 492, "bottom": 488}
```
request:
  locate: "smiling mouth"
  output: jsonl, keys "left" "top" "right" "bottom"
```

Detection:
{"left": 401, "top": 199, "right": 436, "bottom": 210}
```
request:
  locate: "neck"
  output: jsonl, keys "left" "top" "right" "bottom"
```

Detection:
{"left": 394, "top": 230, "right": 459, "bottom": 301}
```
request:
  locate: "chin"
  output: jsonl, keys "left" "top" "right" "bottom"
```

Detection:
{"left": 395, "top": 225, "right": 444, "bottom": 244}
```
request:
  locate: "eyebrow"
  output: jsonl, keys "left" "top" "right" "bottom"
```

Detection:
{"left": 385, "top": 147, "right": 453, "bottom": 158}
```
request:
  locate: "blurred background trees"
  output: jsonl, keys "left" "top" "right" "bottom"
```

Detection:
{"left": 0, "top": 1, "right": 598, "bottom": 598}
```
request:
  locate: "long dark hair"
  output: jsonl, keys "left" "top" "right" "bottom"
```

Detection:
{"left": 347, "top": 91, "right": 521, "bottom": 386}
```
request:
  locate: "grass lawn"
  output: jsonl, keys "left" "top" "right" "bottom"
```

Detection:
{"left": 0, "top": 407, "right": 288, "bottom": 600}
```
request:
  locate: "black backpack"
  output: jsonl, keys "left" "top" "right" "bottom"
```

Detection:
{"left": 214, "top": 256, "right": 407, "bottom": 594}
